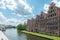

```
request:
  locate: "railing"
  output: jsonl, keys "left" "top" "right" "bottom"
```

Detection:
{"left": 0, "top": 31, "right": 9, "bottom": 40}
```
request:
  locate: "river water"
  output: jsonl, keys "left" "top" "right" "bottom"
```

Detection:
{"left": 3, "top": 28, "right": 52, "bottom": 40}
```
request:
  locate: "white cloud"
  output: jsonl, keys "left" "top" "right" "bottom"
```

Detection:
{"left": 0, "top": 0, "right": 33, "bottom": 16}
{"left": 12, "top": 13, "right": 27, "bottom": 17}
{"left": 6, "top": 5, "right": 17, "bottom": 10}
{"left": 6, "top": 18, "right": 18, "bottom": 23}
{"left": 51, "top": 0, "right": 60, "bottom": 7}
{"left": 52, "top": 0, "right": 57, "bottom": 3}
{"left": 5, "top": 0, "right": 17, "bottom": 10}
{"left": 0, "top": 12, "right": 7, "bottom": 20}
{"left": 6, "top": 18, "right": 20, "bottom": 25}
{"left": 43, "top": 0, "right": 60, "bottom": 13}
{"left": 0, "top": 12, "right": 26, "bottom": 26}
{"left": 5, "top": 18, "right": 26, "bottom": 26}
{"left": 43, "top": 4, "right": 49, "bottom": 13}
{"left": 19, "top": 0, "right": 32, "bottom": 13}
{"left": 0, "top": 0, "right": 6, "bottom": 9}
{"left": 0, "top": 12, "right": 7, "bottom": 25}
{"left": 0, "top": 0, "right": 34, "bottom": 25}
{"left": 0, "top": 0, "right": 33, "bottom": 13}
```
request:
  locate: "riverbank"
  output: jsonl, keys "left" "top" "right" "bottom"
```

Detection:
{"left": 21, "top": 30, "right": 60, "bottom": 40}
{"left": 5, "top": 29, "right": 51, "bottom": 40}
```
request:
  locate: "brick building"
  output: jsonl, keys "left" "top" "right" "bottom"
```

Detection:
{"left": 39, "top": 12, "right": 47, "bottom": 34}
{"left": 27, "top": 19, "right": 31, "bottom": 31}
{"left": 27, "top": 2, "right": 60, "bottom": 36}
{"left": 35, "top": 15, "right": 40, "bottom": 32}
{"left": 27, "top": 18, "right": 36, "bottom": 32}
{"left": 32, "top": 18, "right": 36, "bottom": 32}
{"left": 46, "top": 2, "right": 60, "bottom": 36}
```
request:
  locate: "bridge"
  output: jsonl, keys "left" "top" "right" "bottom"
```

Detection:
{"left": 0, "top": 31, "right": 9, "bottom": 40}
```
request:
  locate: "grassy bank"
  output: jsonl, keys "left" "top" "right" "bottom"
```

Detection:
{"left": 21, "top": 30, "right": 60, "bottom": 40}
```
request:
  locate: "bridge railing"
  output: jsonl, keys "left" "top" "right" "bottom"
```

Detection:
{"left": 0, "top": 31, "right": 9, "bottom": 40}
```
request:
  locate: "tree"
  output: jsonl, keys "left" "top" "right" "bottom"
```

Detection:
{"left": 23, "top": 22, "right": 27, "bottom": 30}
{"left": 6, "top": 25, "right": 16, "bottom": 29}
{"left": 17, "top": 24, "right": 23, "bottom": 30}
{"left": 17, "top": 23, "right": 27, "bottom": 30}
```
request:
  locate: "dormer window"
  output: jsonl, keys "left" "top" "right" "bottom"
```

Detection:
{"left": 49, "top": 7, "right": 54, "bottom": 13}
{"left": 48, "top": 6, "right": 56, "bottom": 17}
{"left": 51, "top": 7, "right": 53, "bottom": 9}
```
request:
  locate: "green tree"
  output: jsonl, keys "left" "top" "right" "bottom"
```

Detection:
{"left": 17, "top": 23, "right": 27, "bottom": 30}
{"left": 23, "top": 22, "right": 27, "bottom": 30}
{"left": 17, "top": 24, "right": 22, "bottom": 30}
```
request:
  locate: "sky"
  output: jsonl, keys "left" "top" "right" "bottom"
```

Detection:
{"left": 0, "top": 0, "right": 60, "bottom": 26}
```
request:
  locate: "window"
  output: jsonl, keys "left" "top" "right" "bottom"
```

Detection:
{"left": 52, "top": 14, "right": 54, "bottom": 16}
{"left": 49, "top": 7, "right": 56, "bottom": 17}
{"left": 55, "top": 27, "right": 58, "bottom": 29}
{"left": 49, "top": 7, "right": 54, "bottom": 13}
{"left": 54, "top": 13, "right": 56, "bottom": 16}
{"left": 51, "top": 14, "right": 52, "bottom": 17}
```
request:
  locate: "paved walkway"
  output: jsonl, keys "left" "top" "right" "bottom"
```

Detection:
{"left": 0, "top": 31, "right": 9, "bottom": 40}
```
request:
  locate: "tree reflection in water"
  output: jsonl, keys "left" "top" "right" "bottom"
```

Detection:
{"left": 17, "top": 31, "right": 53, "bottom": 40}
{"left": 4, "top": 29, "right": 53, "bottom": 40}
{"left": 26, "top": 34, "right": 53, "bottom": 40}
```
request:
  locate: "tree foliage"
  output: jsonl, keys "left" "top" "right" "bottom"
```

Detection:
{"left": 17, "top": 23, "right": 27, "bottom": 30}
{"left": 6, "top": 25, "right": 16, "bottom": 29}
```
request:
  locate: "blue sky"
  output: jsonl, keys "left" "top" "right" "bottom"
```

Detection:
{"left": 0, "top": 0, "right": 60, "bottom": 26}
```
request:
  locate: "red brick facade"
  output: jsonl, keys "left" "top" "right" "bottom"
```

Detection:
{"left": 27, "top": 19, "right": 36, "bottom": 32}
{"left": 46, "top": 2, "right": 60, "bottom": 36}
{"left": 27, "top": 2, "right": 60, "bottom": 36}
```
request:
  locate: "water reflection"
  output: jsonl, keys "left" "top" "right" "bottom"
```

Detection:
{"left": 27, "top": 34, "right": 51, "bottom": 40}
{"left": 4, "top": 29, "right": 52, "bottom": 40}
{"left": 17, "top": 30, "right": 52, "bottom": 40}
{"left": 17, "top": 31, "right": 27, "bottom": 40}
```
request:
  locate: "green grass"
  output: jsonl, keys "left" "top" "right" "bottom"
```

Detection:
{"left": 21, "top": 30, "right": 60, "bottom": 40}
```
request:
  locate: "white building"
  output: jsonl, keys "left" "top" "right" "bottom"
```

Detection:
{"left": 0, "top": 24, "right": 6, "bottom": 31}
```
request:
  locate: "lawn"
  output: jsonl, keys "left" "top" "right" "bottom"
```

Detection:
{"left": 21, "top": 30, "right": 60, "bottom": 40}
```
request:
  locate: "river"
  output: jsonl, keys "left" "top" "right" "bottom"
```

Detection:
{"left": 3, "top": 28, "right": 52, "bottom": 40}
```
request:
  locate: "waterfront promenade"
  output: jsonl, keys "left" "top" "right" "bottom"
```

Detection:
{"left": 0, "top": 31, "right": 9, "bottom": 40}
